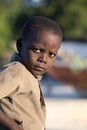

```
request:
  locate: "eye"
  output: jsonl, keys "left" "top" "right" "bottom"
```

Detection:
{"left": 49, "top": 52, "right": 56, "bottom": 58}
{"left": 32, "top": 48, "right": 41, "bottom": 53}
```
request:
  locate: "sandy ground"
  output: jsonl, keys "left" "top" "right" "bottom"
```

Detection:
{"left": 45, "top": 98, "right": 87, "bottom": 130}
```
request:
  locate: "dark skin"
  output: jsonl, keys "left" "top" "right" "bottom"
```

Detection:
{"left": 0, "top": 30, "right": 61, "bottom": 129}
{"left": 18, "top": 31, "right": 61, "bottom": 77}
{"left": 0, "top": 110, "right": 22, "bottom": 130}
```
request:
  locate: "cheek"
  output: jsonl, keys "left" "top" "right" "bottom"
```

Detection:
{"left": 48, "top": 58, "right": 56, "bottom": 68}
{"left": 28, "top": 52, "right": 37, "bottom": 63}
{"left": 21, "top": 47, "right": 29, "bottom": 61}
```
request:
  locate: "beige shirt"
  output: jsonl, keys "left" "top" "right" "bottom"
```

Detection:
{"left": 0, "top": 55, "right": 46, "bottom": 130}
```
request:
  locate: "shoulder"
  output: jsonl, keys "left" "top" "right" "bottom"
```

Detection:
{"left": 0, "top": 62, "right": 27, "bottom": 98}
{"left": 0, "top": 61, "right": 37, "bottom": 83}
{"left": 0, "top": 62, "right": 26, "bottom": 81}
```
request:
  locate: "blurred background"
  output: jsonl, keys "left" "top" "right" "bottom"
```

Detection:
{"left": 0, "top": 0, "right": 87, "bottom": 130}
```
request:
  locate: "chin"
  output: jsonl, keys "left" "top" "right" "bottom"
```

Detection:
{"left": 31, "top": 71, "right": 41, "bottom": 77}
{"left": 34, "top": 72, "right": 43, "bottom": 78}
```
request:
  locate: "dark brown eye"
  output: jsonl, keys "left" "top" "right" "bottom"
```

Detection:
{"left": 32, "top": 48, "right": 41, "bottom": 53}
{"left": 49, "top": 52, "right": 56, "bottom": 58}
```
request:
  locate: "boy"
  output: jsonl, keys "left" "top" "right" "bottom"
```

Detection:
{"left": 0, "top": 16, "right": 62, "bottom": 130}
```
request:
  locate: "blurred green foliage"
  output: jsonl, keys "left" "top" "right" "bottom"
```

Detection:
{"left": 0, "top": 0, "right": 87, "bottom": 57}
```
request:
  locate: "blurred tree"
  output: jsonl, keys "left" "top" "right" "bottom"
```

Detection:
{"left": 0, "top": 0, "right": 11, "bottom": 55}
{"left": 0, "top": 0, "right": 22, "bottom": 56}
{"left": 0, "top": 0, "right": 87, "bottom": 58}
{"left": 40, "top": 0, "right": 87, "bottom": 40}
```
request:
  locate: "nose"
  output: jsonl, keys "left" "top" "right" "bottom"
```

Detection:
{"left": 37, "top": 53, "right": 47, "bottom": 64}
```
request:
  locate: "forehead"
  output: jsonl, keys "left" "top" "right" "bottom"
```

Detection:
{"left": 25, "top": 30, "right": 61, "bottom": 49}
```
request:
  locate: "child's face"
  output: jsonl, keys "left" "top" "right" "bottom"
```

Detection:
{"left": 20, "top": 31, "right": 61, "bottom": 77}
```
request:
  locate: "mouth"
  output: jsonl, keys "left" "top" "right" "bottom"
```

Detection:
{"left": 33, "top": 65, "right": 45, "bottom": 72}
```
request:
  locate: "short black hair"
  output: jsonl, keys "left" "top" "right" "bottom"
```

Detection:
{"left": 21, "top": 16, "right": 62, "bottom": 40}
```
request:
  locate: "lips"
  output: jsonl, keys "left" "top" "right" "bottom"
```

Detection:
{"left": 34, "top": 65, "right": 45, "bottom": 72}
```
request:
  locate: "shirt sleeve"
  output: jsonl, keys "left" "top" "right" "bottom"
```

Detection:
{"left": 0, "top": 62, "right": 22, "bottom": 99}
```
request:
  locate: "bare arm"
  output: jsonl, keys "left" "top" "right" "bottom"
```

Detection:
{"left": 0, "top": 110, "right": 22, "bottom": 130}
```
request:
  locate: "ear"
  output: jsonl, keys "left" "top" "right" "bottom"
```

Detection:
{"left": 16, "top": 37, "right": 22, "bottom": 53}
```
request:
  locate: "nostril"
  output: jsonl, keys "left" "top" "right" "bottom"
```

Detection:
{"left": 37, "top": 57, "right": 47, "bottom": 64}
